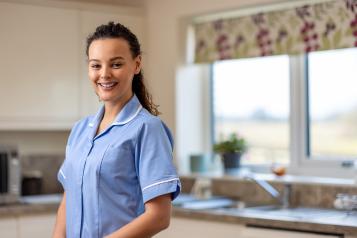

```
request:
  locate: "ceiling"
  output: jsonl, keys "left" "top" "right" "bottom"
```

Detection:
{"left": 58, "top": 0, "right": 145, "bottom": 7}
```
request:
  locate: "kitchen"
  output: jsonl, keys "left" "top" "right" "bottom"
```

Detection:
{"left": 0, "top": 0, "right": 357, "bottom": 237}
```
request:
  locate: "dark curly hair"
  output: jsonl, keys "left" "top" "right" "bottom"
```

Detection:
{"left": 86, "top": 21, "right": 160, "bottom": 116}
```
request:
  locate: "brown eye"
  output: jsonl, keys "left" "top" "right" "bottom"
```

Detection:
{"left": 112, "top": 63, "right": 123, "bottom": 68}
{"left": 90, "top": 64, "right": 101, "bottom": 69}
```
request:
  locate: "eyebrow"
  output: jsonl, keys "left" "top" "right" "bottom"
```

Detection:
{"left": 88, "top": 56, "right": 125, "bottom": 63}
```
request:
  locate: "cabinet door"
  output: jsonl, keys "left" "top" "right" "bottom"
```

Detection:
{"left": 0, "top": 217, "right": 18, "bottom": 238}
{"left": 0, "top": 2, "right": 80, "bottom": 129}
{"left": 155, "top": 217, "right": 244, "bottom": 238}
{"left": 241, "top": 226, "right": 341, "bottom": 238}
{"left": 18, "top": 213, "right": 56, "bottom": 238}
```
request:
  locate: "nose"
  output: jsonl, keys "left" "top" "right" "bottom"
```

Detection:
{"left": 100, "top": 66, "right": 111, "bottom": 80}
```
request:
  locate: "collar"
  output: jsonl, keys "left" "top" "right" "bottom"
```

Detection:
{"left": 88, "top": 94, "right": 143, "bottom": 128}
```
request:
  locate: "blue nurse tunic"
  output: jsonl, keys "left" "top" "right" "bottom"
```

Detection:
{"left": 57, "top": 95, "right": 181, "bottom": 238}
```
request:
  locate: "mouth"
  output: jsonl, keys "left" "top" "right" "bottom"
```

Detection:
{"left": 97, "top": 82, "right": 118, "bottom": 90}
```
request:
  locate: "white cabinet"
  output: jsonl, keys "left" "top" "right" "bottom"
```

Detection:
{"left": 0, "top": 2, "right": 144, "bottom": 130}
{"left": 0, "top": 213, "right": 56, "bottom": 238}
{"left": 0, "top": 2, "right": 80, "bottom": 130}
{"left": 18, "top": 213, "right": 56, "bottom": 237}
{"left": 155, "top": 217, "right": 245, "bottom": 238}
{"left": 0, "top": 216, "right": 18, "bottom": 238}
{"left": 156, "top": 217, "right": 342, "bottom": 238}
{"left": 241, "top": 226, "right": 341, "bottom": 238}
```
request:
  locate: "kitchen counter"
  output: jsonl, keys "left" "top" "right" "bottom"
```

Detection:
{"left": 0, "top": 194, "right": 61, "bottom": 218}
{"left": 172, "top": 206, "right": 357, "bottom": 237}
{"left": 1, "top": 194, "right": 356, "bottom": 236}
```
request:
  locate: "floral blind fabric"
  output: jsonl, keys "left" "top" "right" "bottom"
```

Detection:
{"left": 194, "top": 0, "right": 357, "bottom": 63}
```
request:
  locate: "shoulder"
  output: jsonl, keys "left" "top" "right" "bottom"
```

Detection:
{"left": 136, "top": 109, "right": 170, "bottom": 132}
{"left": 134, "top": 109, "right": 174, "bottom": 145}
{"left": 67, "top": 115, "right": 93, "bottom": 145}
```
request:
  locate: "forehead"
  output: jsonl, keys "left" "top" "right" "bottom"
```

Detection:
{"left": 88, "top": 38, "right": 131, "bottom": 59}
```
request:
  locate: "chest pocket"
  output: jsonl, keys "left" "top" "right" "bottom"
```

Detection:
{"left": 99, "top": 144, "right": 138, "bottom": 194}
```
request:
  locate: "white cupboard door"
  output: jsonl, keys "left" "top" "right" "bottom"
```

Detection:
{"left": 155, "top": 217, "right": 244, "bottom": 238}
{"left": 0, "top": 2, "right": 80, "bottom": 129}
{"left": 241, "top": 226, "right": 341, "bottom": 238}
{"left": 0, "top": 217, "right": 18, "bottom": 238}
{"left": 18, "top": 213, "right": 56, "bottom": 238}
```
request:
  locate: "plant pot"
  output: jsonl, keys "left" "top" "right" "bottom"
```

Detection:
{"left": 222, "top": 152, "right": 241, "bottom": 171}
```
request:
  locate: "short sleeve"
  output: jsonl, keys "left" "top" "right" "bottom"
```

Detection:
{"left": 135, "top": 118, "right": 181, "bottom": 204}
{"left": 57, "top": 120, "right": 81, "bottom": 190}
{"left": 57, "top": 146, "right": 69, "bottom": 190}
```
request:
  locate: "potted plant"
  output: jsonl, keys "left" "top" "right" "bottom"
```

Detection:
{"left": 213, "top": 133, "right": 247, "bottom": 172}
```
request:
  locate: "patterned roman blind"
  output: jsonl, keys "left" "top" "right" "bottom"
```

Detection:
{"left": 194, "top": 0, "right": 357, "bottom": 63}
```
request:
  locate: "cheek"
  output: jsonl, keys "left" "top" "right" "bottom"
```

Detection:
{"left": 88, "top": 71, "right": 98, "bottom": 83}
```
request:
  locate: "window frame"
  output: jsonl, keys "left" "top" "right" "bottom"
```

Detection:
{"left": 210, "top": 53, "right": 355, "bottom": 178}
{"left": 295, "top": 53, "right": 355, "bottom": 177}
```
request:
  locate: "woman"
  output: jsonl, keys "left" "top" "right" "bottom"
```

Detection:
{"left": 53, "top": 22, "right": 181, "bottom": 238}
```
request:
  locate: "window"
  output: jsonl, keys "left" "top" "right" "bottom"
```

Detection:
{"left": 307, "top": 48, "right": 357, "bottom": 160}
{"left": 185, "top": 0, "right": 357, "bottom": 178}
{"left": 212, "top": 55, "right": 290, "bottom": 165}
{"left": 212, "top": 48, "right": 357, "bottom": 170}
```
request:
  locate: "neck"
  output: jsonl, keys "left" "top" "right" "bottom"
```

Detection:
{"left": 103, "top": 93, "right": 133, "bottom": 123}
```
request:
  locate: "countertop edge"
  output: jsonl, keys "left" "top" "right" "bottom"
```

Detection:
{"left": 0, "top": 203, "right": 59, "bottom": 218}
{"left": 172, "top": 207, "right": 357, "bottom": 236}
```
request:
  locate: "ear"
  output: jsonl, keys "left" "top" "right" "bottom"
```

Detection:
{"left": 134, "top": 55, "right": 142, "bottom": 74}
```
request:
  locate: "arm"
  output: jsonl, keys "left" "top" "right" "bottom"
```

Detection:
{"left": 105, "top": 194, "right": 172, "bottom": 238}
{"left": 52, "top": 192, "right": 66, "bottom": 238}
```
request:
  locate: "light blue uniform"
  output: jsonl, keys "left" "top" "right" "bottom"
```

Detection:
{"left": 58, "top": 95, "right": 181, "bottom": 238}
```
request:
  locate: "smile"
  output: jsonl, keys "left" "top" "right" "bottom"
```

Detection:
{"left": 98, "top": 82, "right": 118, "bottom": 89}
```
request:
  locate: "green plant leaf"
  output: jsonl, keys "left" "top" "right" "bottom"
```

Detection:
{"left": 213, "top": 133, "right": 247, "bottom": 154}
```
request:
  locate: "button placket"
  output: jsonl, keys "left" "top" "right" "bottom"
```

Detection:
{"left": 78, "top": 140, "right": 95, "bottom": 238}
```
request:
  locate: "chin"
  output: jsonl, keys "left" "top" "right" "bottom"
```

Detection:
{"left": 96, "top": 89, "right": 132, "bottom": 104}
{"left": 99, "top": 96, "right": 116, "bottom": 102}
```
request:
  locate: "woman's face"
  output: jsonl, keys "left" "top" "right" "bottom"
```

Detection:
{"left": 88, "top": 38, "right": 141, "bottom": 105}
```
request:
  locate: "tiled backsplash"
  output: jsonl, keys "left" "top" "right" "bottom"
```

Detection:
{"left": 21, "top": 154, "right": 65, "bottom": 194}
{"left": 179, "top": 176, "right": 357, "bottom": 208}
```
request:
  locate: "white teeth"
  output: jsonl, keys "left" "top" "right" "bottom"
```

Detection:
{"left": 99, "top": 82, "right": 116, "bottom": 88}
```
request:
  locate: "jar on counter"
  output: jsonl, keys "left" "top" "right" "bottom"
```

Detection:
{"left": 21, "top": 170, "right": 43, "bottom": 196}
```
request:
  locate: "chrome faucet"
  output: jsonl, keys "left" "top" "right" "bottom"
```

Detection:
{"left": 245, "top": 175, "right": 291, "bottom": 208}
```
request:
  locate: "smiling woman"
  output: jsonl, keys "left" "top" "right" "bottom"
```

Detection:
{"left": 87, "top": 38, "right": 141, "bottom": 132}
{"left": 88, "top": 38, "right": 139, "bottom": 105}
{"left": 52, "top": 22, "right": 181, "bottom": 238}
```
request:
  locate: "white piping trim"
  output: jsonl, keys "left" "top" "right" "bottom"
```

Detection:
{"left": 60, "top": 169, "right": 66, "bottom": 179}
{"left": 112, "top": 105, "right": 143, "bottom": 126}
{"left": 142, "top": 178, "right": 179, "bottom": 191}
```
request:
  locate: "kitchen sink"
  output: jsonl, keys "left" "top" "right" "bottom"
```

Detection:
{"left": 173, "top": 193, "right": 238, "bottom": 210}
